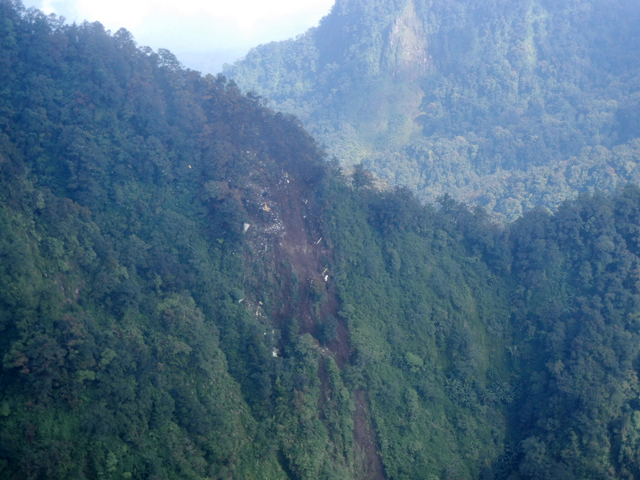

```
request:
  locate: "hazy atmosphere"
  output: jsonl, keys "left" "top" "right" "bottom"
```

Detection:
{"left": 20, "top": 0, "right": 334, "bottom": 73}
{"left": 2, "top": 1, "right": 640, "bottom": 479}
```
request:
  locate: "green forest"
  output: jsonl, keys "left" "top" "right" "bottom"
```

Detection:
{"left": 225, "top": 0, "right": 640, "bottom": 221}
{"left": 2, "top": 1, "right": 640, "bottom": 479}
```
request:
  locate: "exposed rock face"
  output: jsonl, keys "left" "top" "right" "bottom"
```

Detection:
{"left": 382, "top": 1, "right": 428, "bottom": 82}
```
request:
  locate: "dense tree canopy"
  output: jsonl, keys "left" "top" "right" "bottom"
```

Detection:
{"left": 2, "top": 1, "right": 640, "bottom": 479}
{"left": 225, "top": 0, "right": 640, "bottom": 221}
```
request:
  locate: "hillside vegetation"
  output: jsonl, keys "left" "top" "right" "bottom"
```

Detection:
{"left": 225, "top": 0, "right": 640, "bottom": 221}
{"left": 2, "top": 2, "right": 640, "bottom": 480}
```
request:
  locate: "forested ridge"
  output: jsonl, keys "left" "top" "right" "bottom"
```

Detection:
{"left": 225, "top": 0, "right": 640, "bottom": 221}
{"left": 3, "top": 1, "right": 640, "bottom": 479}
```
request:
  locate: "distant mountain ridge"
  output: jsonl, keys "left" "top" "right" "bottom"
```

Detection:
{"left": 6, "top": 1, "right": 640, "bottom": 479}
{"left": 225, "top": 0, "right": 640, "bottom": 220}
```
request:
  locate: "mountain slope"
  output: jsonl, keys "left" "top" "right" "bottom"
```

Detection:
{"left": 225, "top": 0, "right": 640, "bottom": 221}
{"left": 4, "top": 2, "right": 640, "bottom": 480}
{"left": 0, "top": 3, "right": 509, "bottom": 478}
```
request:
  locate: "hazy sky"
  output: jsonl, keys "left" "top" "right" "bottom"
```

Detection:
{"left": 21, "top": 0, "right": 335, "bottom": 73}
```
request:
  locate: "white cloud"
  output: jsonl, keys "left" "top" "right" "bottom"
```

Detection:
{"left": 22, "top": 0, "right": 334, "bottom": 72}
{"left": 26, "top": 0, "right": 333, "bottom": 43}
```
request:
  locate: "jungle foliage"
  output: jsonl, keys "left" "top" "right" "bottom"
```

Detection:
{"left": 2, "top": 2, "right": 640, "bottom": 480}
{"left": 225, "top": 0, "right": 640, "bottom": 221}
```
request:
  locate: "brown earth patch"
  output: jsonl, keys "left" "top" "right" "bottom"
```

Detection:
{"left": 354, "top": 390, "right": 387, "bottom": 480}
{"left": 242, "top": 162, "right": 349, "bottom": 364}
{"left": 241, "top": 160, "right": 383, "bottom": 478}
